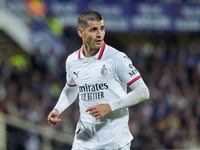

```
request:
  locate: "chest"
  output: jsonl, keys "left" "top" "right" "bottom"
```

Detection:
{"left": 70, "top": 59, "right": 114, "bottom": 85}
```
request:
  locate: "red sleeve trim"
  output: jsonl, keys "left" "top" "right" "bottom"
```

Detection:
{"left": 127, "top": 75, "right": 141, "bottom": 86}
{"left": 66, "top": 81, "right": 76, "bottom": 87}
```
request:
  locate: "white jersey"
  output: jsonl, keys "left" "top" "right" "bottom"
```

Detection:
{"left": 66, "top": 42, "right": 141, "bottom": 149}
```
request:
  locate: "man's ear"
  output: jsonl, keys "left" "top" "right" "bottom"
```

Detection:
{"left": 77, "top": 28, "right": 83, "bottom": 37}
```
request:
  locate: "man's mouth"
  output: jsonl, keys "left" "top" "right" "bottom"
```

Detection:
{"left": 96, "top": 40, "right": 102, "bottom": 44}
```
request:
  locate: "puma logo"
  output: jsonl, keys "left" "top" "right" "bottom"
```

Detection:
{"left": 73, "top": 71, "right": 79, "bottom": 78}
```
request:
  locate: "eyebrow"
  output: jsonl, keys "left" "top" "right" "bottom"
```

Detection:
{"left": 89, "top": 25, "right": 105, "bottom": 30}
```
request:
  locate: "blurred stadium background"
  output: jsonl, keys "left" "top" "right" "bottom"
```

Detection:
{"left": 0, "top": 0, "right": 200, "bottom": 150}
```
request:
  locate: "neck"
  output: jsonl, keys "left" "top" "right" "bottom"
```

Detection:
{"left": 83, "top": 45, "right": 99, "bottom": 57}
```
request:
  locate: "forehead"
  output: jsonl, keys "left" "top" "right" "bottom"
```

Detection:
{"left": 86, "top": 20, "right": 104, "bottom": 28}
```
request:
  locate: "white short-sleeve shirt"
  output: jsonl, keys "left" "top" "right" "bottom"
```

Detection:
{"left": 66, "top": 42, "right": 141, "bottom": 149}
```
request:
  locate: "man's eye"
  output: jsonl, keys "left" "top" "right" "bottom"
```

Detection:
{"left": 91, "top": 29, "right": 95, "bottom": 32}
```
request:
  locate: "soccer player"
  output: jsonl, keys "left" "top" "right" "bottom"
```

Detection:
{"left": 47, "top": 10, "right": 150, "bottom": 150}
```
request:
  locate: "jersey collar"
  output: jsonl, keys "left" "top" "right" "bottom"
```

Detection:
{"left": 78, "top": 42, "right": 105, "bottom": 60}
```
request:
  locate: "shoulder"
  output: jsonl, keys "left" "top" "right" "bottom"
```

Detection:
{"left": 64, "top": 49, "right": 80, "bottom": 69}
{"left": 105, "top": 44, "right": 127, "bottom": 62}
{"left": 104, "top": 44, "right": 125, "bottom": 59}
{"left": 66, "top": 49, "right": 79, "bottom": 63}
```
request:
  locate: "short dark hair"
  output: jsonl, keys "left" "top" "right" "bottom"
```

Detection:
{"left": 78, "top": 10, "right": 104, "bottom": 29}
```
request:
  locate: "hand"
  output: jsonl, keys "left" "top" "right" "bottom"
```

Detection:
{"left": 86, "top": 103, "right": 111, "bottom": 119}
{"left": 47, "top": 109, "right": 61, "bottom": 127}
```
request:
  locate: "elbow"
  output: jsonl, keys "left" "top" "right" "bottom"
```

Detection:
{"left": 141, "top": 86, "right": 150, "bottom": 102}
{"left": 145, "top": 87, "right": 150, "bottom": 100}
{"left": 133, "top": 86, "right": 150, "bottom": 104}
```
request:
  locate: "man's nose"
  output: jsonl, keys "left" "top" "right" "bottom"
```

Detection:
{"left": 96, "top": 29, "right": 102, "bottom": 37}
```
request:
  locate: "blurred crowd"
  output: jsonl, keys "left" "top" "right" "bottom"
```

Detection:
{"left": 0, "top": 32, "right": 200, "bottom": 149}
{"left": 126, "top": 35, "right": 200, "bottom": 149}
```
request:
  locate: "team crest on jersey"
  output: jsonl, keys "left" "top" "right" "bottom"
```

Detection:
{"left": 101, "top": 65, "right": 107, "bottom": 78}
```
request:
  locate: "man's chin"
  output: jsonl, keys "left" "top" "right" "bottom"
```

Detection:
{"left": 96, "top": 46, "right": 102, "bottom": 50}
{"left": 95, "top": 43, "right": 103, "bottom": 49}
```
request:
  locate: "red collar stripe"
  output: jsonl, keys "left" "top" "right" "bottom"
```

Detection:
{"left": 78, "top": 42, "right": 105, "bottom": 59}
{"left": 78, "top": 48, "right": 81, "bottom": 59}
{"left": 66, "top": 81, "right": 76, "bottom": 87}
{"left": 97, "top": 42, "right": 105, "bottom": 60}
{"left": 127, "top": 75, "right": 141, "bottom": 86}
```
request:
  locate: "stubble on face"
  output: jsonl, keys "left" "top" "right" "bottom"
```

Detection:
{"left": 82, "top": 20, "right": 105, "bottom": 56}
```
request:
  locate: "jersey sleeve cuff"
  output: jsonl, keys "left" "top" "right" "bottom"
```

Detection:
{"left": 108, "top": 101, "right": 118, "bottom": 111}
{"left": 66, "top": 81, "right": 76, "bottom": 87}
